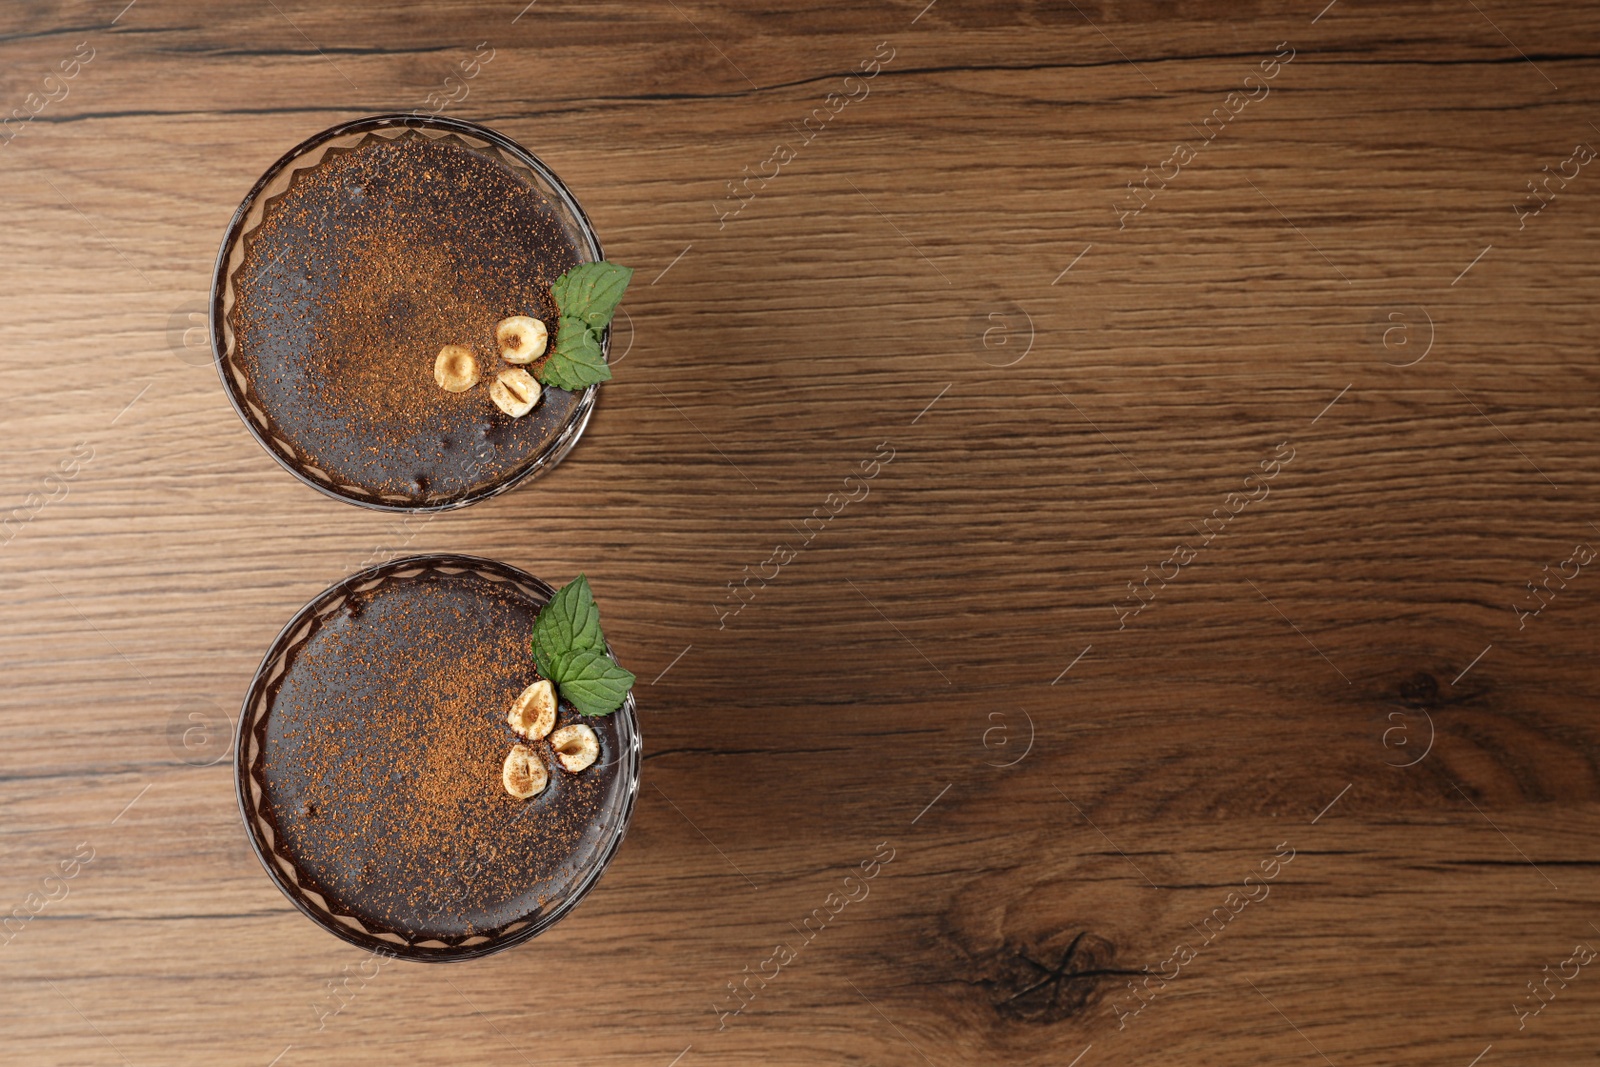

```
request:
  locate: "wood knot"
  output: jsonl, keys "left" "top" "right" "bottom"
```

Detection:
{"left": 983, "top": 931, "right": 1134, "bottom": 1024}
{"left": 1397, "top": 670, "right": 1439, "bottom": 707}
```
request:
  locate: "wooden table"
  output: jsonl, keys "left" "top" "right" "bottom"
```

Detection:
{"left": 3, "top": 1, "right": 1598, "bottom": 1063}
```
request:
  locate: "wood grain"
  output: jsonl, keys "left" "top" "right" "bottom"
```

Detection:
{"left": 3, "top": 0, "right": 1600, "bottom": 1063}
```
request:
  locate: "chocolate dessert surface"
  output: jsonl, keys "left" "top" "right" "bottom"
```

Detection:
{"left": 239, "top": 556, "right": 637, "bottom": 954}
{"left": 225, "top": 126, "right": 598, "bottom": 507}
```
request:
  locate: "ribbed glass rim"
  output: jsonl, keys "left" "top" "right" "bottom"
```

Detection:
{"left": 209, "top": 114, "right": 607, "bottom": 512}
{"left": 233, "top": 553, "right": 642, "bottom": 962}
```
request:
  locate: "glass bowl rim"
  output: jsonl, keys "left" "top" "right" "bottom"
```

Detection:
{"left": 208, "top": 113, "right": 607, "bottom": 513}
{"left": 232, "top": 551, "right": 642, "bottom": 962}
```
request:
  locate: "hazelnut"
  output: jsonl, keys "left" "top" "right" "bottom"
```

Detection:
{"left": 550, "top": 723, "right": 599, "bottom": 773}
{"left": 496, "top": 315, "right": 549, "bottom": 364}
{"left": 434, "top": 345, "right": 480, "bottom": 392}
{"left": 501, "top": 744, "right": 548, "bottom": 799}
{"left": 489, "top": 367, "right": 540, "bottom": 417}
{"left": 507, "top": 680, "right": 556, "bottom": 741}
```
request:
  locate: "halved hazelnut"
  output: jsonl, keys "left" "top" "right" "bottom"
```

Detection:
{"left": 496, "top": 316, "right": 549, "bottom": 364}
{"left": 434, "top": 345, "right": 480, "bottom": 392}
{"left": 502, "top": 744, "right": 548, "bottom": 799}
{"left": 489, "top": 367, "right": 540, "bottom": 417}
{"left": 507, "top": 679, "right": 556, "bottom": 741}
{"left": 550, "top": 723, "right": 599, "bottom": 773}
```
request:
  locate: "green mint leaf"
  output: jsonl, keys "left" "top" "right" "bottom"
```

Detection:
{"left": 535, "top": 316, "right": 611, "bottom": 391}
{"left": 530, "top": 574, "right": 602, "bottom": 675}
{"left": 547, "top": 647, "right": 636, "bottom": 717}
{"left": 551, "top": 261, "right": 633, "bottom": 333}
{"left": 529, "top": 576, "right": 634, "bottom": 717}
{"left": 540, "top": 260, "right": 631, "bottom": 391}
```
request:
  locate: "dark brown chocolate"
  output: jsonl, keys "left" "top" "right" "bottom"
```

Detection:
{"left": 256, "top": 566, "right": 630, "bottom": 939}
{"left": 231, "top": 134, "right": 584, "bottom": 502}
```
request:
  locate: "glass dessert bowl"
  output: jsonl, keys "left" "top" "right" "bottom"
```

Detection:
{"left": 234, "top": 554, "right": 641, "bottom": 961}
{"left": 210, "top": 115, "right": 612, "bottom": 511}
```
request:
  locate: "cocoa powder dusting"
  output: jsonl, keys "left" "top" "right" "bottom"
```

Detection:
{"left": 258, "top": 568, "right": 627, "bottom": 939}
{"left": 230, "top": 133, "right": 585, "bottom": 503}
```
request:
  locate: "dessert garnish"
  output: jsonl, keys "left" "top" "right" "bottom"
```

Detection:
{"left": 499, "top": 576, "right": 633, "bottom": 798}
{"left": 550, "top": 724, "right": 599, "bottom": 772}
{"left": 529, "top": 575, "right": 636, "bottom": 717}
{"left": 434, "top": 344, "right": 480, "bottom": 392}
{"left": 501, "top": 743, "right": 549, "bottom": 799}
{"left": 539, "top": 261, "right": 633, "bottom": 391}
{"left": 430, "top": 260, "right": 631, "bottom": 418}
{"left": 489, "top": 367, "right": 540, "bottom": 417}
{"left": 495, "top": 315, "right": 548, "bottom": 364}
{"left": 506, "top": 679, "right": 556, "bottom": 740}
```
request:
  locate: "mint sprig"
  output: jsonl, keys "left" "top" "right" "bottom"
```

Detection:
{"left": 531, "top": 575, "right": 635, "bottom": 717}
{"left": 547, "top": 648, "right": 636, "bottom": 717}
{"left": 538, "top": 261, "right": 633, "bottom": 392}
{"left": 540, "top": 316, "right": 610, "bottom": 392}
{"left": 531, "top": 574, "right": 602, "bottom": 665}
{"left": 552, "top": 261, "right": 633, "bottom": 332}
